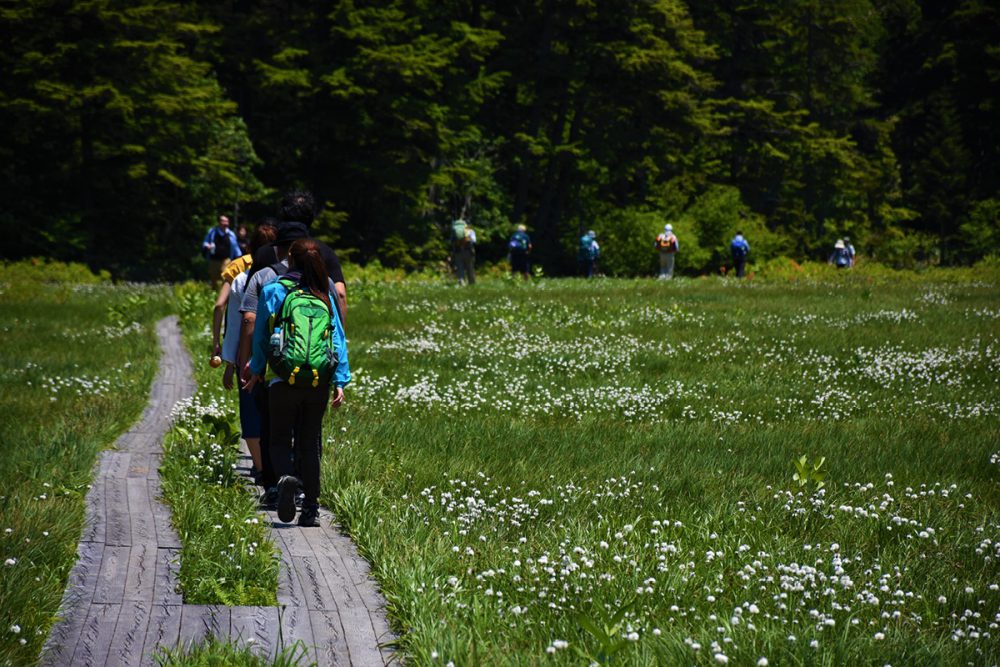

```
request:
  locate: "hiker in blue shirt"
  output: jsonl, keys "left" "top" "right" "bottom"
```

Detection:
{"left": 578, "top": 230, "right": 600, "bottom": 278}
{"left": 829, "top": 239, "right": 851, "bottom": 269}
{"left": 245, "top": 238, "right": 350, "bottom": 527}
{"left": 508, "top": 224, "right": 533, "bottom": 279}
{"left": 202, "top": 214, "right": 241, "bottom": 288}
{"left": 843, "top": 237, "right": 856, "bottom": 267}
{"left": 730, "top": 231, "right": 750, "bottom": 278}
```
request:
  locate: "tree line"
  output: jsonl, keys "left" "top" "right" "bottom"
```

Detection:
{"left": 1, "top": 0, "right": 997, "bottom": 279}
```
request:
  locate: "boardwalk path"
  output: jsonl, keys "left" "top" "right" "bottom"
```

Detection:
{"left": 41, "top": 317, "right": 394, "bottom": 666}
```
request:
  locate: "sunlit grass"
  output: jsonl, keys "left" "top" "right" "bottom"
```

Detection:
{"left": 323, "top": 275, "right": 1000, "bottom": 664}
{"left": 0, "top": 268, "right": 172, "bottom": 666}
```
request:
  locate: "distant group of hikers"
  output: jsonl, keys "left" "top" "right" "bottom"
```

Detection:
{"left": 443, "top": 220, "right": 856, "bottom": 283}
{"left": 205, "top": 192, "right": 349, "bottom": 528}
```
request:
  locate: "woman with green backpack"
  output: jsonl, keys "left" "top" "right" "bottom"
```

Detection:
{"left": 244, "top": 239, "right": 350, "bottom": 527}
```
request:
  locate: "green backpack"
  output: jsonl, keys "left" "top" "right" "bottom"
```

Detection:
{"left": 268, "top": 277, "right": 338, "bottom": 387}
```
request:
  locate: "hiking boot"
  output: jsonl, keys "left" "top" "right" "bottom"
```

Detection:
{"left": 277, "top": 475, "right": 301, "bottom": 523}
{"left": 260, "top": 486, "right": 279, "bottom": 509}
{"left": 297, "top": 503, "right": 320, "bottom": 527}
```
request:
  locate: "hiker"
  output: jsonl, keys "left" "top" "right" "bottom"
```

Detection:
{"left": 829, "top": 239, "right": 851, "bottom": 269}
{"left": 236, "top": 223, "right": 251, "bottom": 256}
{"left": 246, "top": 193, "right": 347, "bottom": 319}
{"left": 508, "top": 224, "right": 533, "bottom": 279}
{"left": 211, "top": 223, "right": 277, "bottom": 480}
{"left": 451, "top": 218, "right": 477, "bottom": 285}
{"left": 654, "top": 224, "right": 679, "bottom": 279}
{"left": 730, "top": 231, "right": 750, "bottom": 278}
{"left": 844, "top": 237, "right": 856, "bottom": 267}
{"left": 202, "top": 214, "right": 241, "bottom": 289}
{"left": 245, "top": 238, "right": 350, "bottom": 527}
{"left": 239, "top": 193, "right": 346, "bottom": 502}
{"left": 579, "top": 230, "right": 600, "bottom": 278}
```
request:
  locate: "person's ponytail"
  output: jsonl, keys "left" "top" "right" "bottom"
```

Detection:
{"left": 288, "top": 239, "right": 332, "bottom": 315}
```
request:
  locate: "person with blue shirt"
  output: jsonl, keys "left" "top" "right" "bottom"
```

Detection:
{"left": 202, "top": 214, "right": 241, "bottom": 288}
{"left": 730, "top": 231, "right": 750, "bottom": 278}
{"left": 508, "top": 224, "right": 533, "bottom": 279}
{"left": 245, "top": 238, "right": 350, "bottom": 527}
{"left": 578, "top": 230, "right": 600, "bottom": 278}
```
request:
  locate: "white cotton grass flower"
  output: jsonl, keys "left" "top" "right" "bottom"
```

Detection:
{"left": 4, "top": 558, "right": 15, "bottom": 566}
{"left": 714, "top": 653, "right": 729, "bottom": 664}
{"left": 757, "top": 659, "right": 769, "bottom": 666}
{"left": 10, "top": 624, "right": 21, "bottom": 634}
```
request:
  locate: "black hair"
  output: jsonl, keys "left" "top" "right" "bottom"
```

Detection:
{"left": 280, "top": 191, "right": 315, "bottom": 226}
{"left": 736, "top": 230, "right": 743, "bottom": 236}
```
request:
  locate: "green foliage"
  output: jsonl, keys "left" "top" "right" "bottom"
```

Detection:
{"left": 958, "top": 199, "right": 1000, "bottom": 263}
{"left": 154, "top": 637, "right": 313, "bottom": 667}
{"left": 792, "top": 455, "right": 827, "bottom": 491}
{"left": 573, "top": 598, "right": 638, "bottom": 664}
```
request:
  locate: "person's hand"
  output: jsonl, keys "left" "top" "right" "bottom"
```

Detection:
{"left": 330, "top": 386, "right": 345, "bottom": 409}
{"left": 222, "top": 363, "right": 235, "bottom": 391}
{"left": 212, "top": 342, "right": 222, "bottom": 358}
{"left": 239, "top": 361, "right": 253, "bottom": 388}
{"left": 244, "top": 374, "right": 261, "bottom": 392}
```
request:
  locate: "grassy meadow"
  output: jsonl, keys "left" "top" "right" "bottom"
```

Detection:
{"left": 0, "top": 262, "right": 173, "bottom": 666}
{"left": 317, "top": 272, "right": 1000, "bottom": 665}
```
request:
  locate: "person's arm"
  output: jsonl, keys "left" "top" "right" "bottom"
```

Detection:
{"left": 228, "top": 231, "right": 241, "bottom": 260}
{"left": 249, "top": 296, "right": 272, "bottom": 378}
{"left": 330, "top": 298, "right": 350, "bottom": 408}
{"left": 238, "top": 273, "right": 263, "bottom": 385}
{"left": 211, "top": 281, "right": 231, "bottom": 358}
{"left": 202, "top": 227, "right": 215, "bottom": 250}
{"left": 334, "top": 282, "right": 347, "bottom": 322}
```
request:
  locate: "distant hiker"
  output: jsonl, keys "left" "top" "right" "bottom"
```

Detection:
{"left": 579, "top": 230, "right": 600, "bottom": 278}
{"left": 236, "top": 223, "right": 251, "bottom": 255}
{"left": 655, "top": 224, "right": 679, "bottom": 279}
{"left": 202, "top": 214, "right": 241, "bottom": 289}
{"left": 844, "top": 237, "right": 856, "bottom": 267}
{"left": 829, "top": 239, "right": 851, "bottom": 269}
{"left": 451, "top": 218, "right": 477, "bottom": 285}
{"left": 211, "top": 222, "right": 276, "bottom": 481}
{"left": 508, "top": 224, "right": 533, "bottom": 279}
{"left": 245, "top": 239, "right": 350, "bottom": 527}
{"left": 730, "top": 231, "right": 750, "bottom": 278}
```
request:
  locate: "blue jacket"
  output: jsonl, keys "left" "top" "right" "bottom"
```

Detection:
{"left": 730, "top": 235, "right": 749, "bottom": 258}
{"left": 250, "top": 278, "right": 351, "bottom": 388}
{"left": 202, "top": 226, "right": 241, "bottom": 260}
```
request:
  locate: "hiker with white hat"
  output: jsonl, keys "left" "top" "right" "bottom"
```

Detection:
{"left": 654, "top": 224, "right": 679, "bottom": 279}
{"left": 829, "top": 239, "right": 851, "bottom": 269}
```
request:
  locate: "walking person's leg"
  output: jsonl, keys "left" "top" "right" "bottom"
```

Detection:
{"left": 254, "top": 383, "right": 277, "bottom": 490}
{"left": 268, "top": 382, "right": 300, "bottom": 522}
{"left": 659, "top": 254, "right": 668, "bottom": 278}
{"left": 292, "top": 388, "right": 329, "bottom": 526}
{"left": 465, "top": 252, "right": 476, "bottom": 285}
{"left": 665, "top": 253, "right": 675, "bottom": 279}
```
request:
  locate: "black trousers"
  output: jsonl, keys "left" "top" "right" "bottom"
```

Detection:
{"left": 268, "top": 382, "right": 329, "bottom": 504}
{"left": 254, "top": 383, "right": 277, "bottom": 488}
{"left": 734, "top": 257, "right": 747, "bottom": 278}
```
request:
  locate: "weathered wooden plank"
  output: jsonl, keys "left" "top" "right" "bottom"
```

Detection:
{"left": 276, "top": 539, "right": 308, "bottom": 607}
{"left": 152, "top": 548, "right": 181, "bottom": 605}
{"left": 339, "top": 605, "right": 385, "bottom": 667}
{"left": 309, "top": 543, "right": 364, "bottom": 611}
{"left": 140, "top": 603, "right": 181, "bottom": 667}
{"left": 178, "top": 605, "right": 230, "bottom": 648}
{"left": 127, "top": 453, "right": 152, "bottom": 478}
{"left": 278, "top": 523, "right": 315, "bottom": 557}
{"left": 230, "top": 605, "right": 279, "bottom": 658}
{"left": 148, "top": 477, "right": 181, "bottom": 549}
{"left": 275, "top": 603, "right": 315, "bottom": 660}
{"left": 127, "top": 477, "right": 157, "bottom": 545}
{"left": 105, "top": 478, "right": 131, "bottom": 547}
{"left": 309, "top": 610, "right": 351, "bottom": 666}
{"left": 70, "top": 602, "right": 119, "bottom": 667}
{"left": 292, "top": 554, "right": 339, "bottom": 612}
{"left": 104, "top": 599, "right": 150, "bottom": 667}
{"left": 38, "top": 541, "right": 103, "bottom": 666}
{"left": 80, "top": 474, "right": 106, "bottom": 544}
{"left": 123, "top": 541, "right": 157, "bottom": 602}
{"left": 93, "top": 545, "right": 130, "bottom": 604}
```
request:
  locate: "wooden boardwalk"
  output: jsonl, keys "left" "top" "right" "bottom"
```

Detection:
{"left": 41, "top": 317, "right": 395, "bottom": 666}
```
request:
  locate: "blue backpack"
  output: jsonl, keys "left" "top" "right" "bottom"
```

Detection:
{"left": 579, "top": 235, "right": 596, "bottom": 260}
{"left": 731, "top": 238, "right": 748, "bottom": 259}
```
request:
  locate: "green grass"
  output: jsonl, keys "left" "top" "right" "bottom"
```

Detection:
{"left": 153, "top": 637, "right": 313, "bottom": 666}
{"left": 158, "top": 282, "right": 278, "bottom": 605}
{"left": 0, "top": 263, "right": 173, "bottom": 666}
{"left": 319, "top": 274, "right": 1000, "bottom": 664}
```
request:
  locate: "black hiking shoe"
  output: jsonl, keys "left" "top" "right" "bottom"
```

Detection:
{"left": 277, "top": 475, "right": 300, "bottom": 523}
{"left": 295, "top": 491, "right": 305, "bottom": 508}
{"left": 260, "top": 486, "right": 278, "bottom": 510}
{"left": 298, "top": 503, "right": 320, "bottom": 527}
